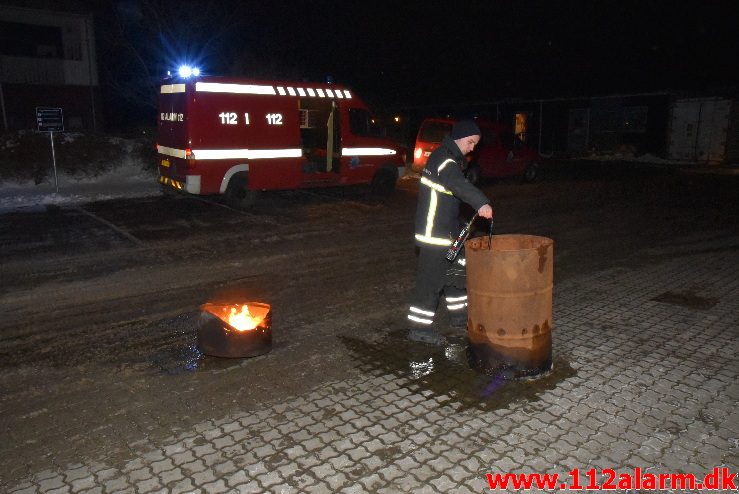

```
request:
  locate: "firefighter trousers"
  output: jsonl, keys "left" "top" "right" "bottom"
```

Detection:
{"left": 407, "top": 245, "right": 468, "bottom": 331}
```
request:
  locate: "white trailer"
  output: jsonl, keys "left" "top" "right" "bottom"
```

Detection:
{"left": 668, "top": 97, "right": 732, "bottom": 163}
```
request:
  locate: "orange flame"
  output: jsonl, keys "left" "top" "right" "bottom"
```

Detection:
{"left": 202, "top": 302, "right": 270, "bottom": 332}
{"left": 226, "top": 304, "right": 264, "bottom": 331}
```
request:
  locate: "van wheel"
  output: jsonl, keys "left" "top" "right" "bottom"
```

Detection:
{"left": 160, "top": 184, "right": 179, "bottom": 197}
{"left": 371, "top": 165, "right": 398, "bottom": 196}
{"left": 225, "top": 173, "right": 259, "bottom": 209}
{"left": 522, "top": 163, "right": 538, "bottom": 183}
{"left": 465, "top": 165, "right": 480, "bottom": 185}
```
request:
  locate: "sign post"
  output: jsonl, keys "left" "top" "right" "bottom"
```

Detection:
{"left": 36, "top": 107, "right": 64, "bottom": 193}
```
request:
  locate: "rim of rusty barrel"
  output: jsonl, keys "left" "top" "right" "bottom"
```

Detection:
{"left": 466, "top": 234, "right": 553, "bottom": 252}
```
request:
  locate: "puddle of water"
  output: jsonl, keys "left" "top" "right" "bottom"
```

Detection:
{"left": 151, "top": 343, "right": 203, "bottom": 374}
{"left": 151, "top": 340, "right": 277, "bottom": 375}
{"left": 153, "top": 344, "right": 279, "bottom": 375}
{"left": 340, "top": 330, "right": 575, "bottom": 412}
{"left": 652, "top": 290, "right": 718, "bottom": 310}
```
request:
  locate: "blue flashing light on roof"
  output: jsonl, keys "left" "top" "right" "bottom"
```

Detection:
{"left": 178, "top": 65, "right": 200, "bottom": 78}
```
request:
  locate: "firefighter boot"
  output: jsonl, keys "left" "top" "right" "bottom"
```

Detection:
{"left": 407, "top": 303, "right": 446, "bottom": 346}
{"left": 407, "top": 327, "right": 447, "bottom": 346}
{"left": 448, "top": 313, "right": 468, "bottom": 333}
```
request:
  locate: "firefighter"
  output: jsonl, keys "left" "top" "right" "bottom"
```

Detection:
{"left": 407, "top": 120, "right": 493, "bottom": 345}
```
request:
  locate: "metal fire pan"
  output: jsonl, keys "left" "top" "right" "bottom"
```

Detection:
{"left": 198, "top": 303, "right": 272, "bottom": 358}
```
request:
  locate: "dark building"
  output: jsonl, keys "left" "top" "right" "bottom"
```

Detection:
{"left": 0, "top": 2, "right": 101, "bottom": 131}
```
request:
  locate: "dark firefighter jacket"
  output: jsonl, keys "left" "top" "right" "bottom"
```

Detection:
{"left": 414, "top": 136, "right": 490, "bottom": 248}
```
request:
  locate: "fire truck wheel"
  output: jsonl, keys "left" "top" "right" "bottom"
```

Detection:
{"left": 160, "top": 184, "right": 179, "bottom": 197}
{"left": 522, "top": 163, "right": 539, "bottom": 183}
{"left": 225, "top": 173, "right": 260, "bottom": 209}
{"left": 371, "top": 165, "right": 398, "bottom": 196}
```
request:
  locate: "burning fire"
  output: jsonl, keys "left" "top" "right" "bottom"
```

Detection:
{"left": 226, "top": 304, "right": 264, "bottom": 331}
{"left": 202, "top": 302, "right": 270, "bottom": 332}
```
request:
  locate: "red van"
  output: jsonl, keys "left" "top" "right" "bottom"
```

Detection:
{"left": 412, "top": 117, "right": 539, "bottom": 183}
{"left": 157, "top": 75, "right": 406, "bottom": 208}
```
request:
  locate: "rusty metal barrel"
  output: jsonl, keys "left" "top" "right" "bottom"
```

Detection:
{"left": 465, "top": 234, "right": 554, "bottom": 376}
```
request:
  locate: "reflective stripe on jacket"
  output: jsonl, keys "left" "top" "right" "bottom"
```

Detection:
{"left": 414, "top": 136, "right": 489, "bottom": 248}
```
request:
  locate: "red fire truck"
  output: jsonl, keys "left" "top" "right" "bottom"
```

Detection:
{"left": 157, "top": 75, "right": 406, "bottom": 207}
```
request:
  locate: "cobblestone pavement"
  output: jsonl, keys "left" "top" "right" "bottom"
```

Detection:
{"left": 5, "top": 232, "right": 738, "bottom": 493}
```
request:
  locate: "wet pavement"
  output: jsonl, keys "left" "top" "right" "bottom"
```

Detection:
{"left": 1, "top": 162, "right": 738, "bottom": 493}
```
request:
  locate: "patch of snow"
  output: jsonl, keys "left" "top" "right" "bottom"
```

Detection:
{"left": 60, "top": 132, "right": 81, "bottom": 144}
{"left": 3, "top": 138, "right": 20, "bottom": 149}
{"left": 0, "top": 158, "right": 160, "bottom": 213}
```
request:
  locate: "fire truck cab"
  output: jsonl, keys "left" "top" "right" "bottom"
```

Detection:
{"left": 157, "top": 75, "right": 406, "bottom": 207}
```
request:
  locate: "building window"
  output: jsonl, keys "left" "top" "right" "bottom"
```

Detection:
{"left": 622, "top": 106, "right": 648, "bottom": 133}
{"left": 514, "top": 112, "right": 529, "bottom": 143}
{"left": 64, "top": 25, "right": 83, "bottom": 61}
{"left": 0, "top": 21, "right": 64, "bottom": 59}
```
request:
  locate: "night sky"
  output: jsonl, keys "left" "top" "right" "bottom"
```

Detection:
{"left": 81, "top": 0, "right": 738, "bottom": 127}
